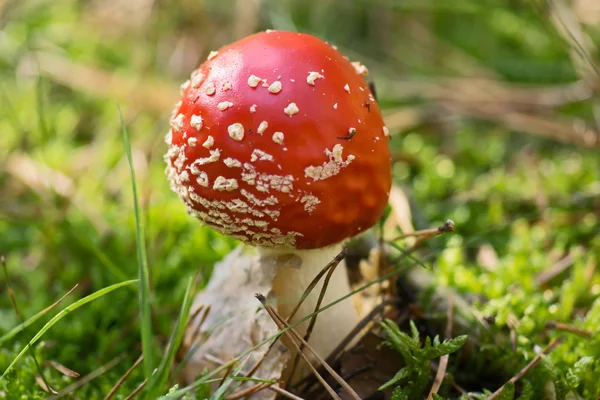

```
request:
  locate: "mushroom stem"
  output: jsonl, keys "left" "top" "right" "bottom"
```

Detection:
{"left": 258, "top": 243, "right": 359, "bottom": 373}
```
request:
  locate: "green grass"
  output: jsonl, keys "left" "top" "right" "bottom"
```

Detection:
{"left": 1, "top": 0, "right": 600, "bottom": 398}
{"left": 120, "top": 106, "right": 155, "bottom": 382}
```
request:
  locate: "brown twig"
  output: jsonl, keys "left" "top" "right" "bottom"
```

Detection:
{"left": 545, "top": 321, "right": 593, "bottom": 338}
{"left": 392, "top": 220, "right": 455, "bottom": 242}
{"left": 487, "top": 337, "right": 565, "bottom": 400}
{"left": 243, "top": 250, "right": 347, "bottom": 382}
{"left": 288, "top": 254, "right": 343, "bottom": 382}
{"left": 427, "top": 294, "right": 455, "bottom": 399}
{"left": 256, "top": 293, "right": 344, "bottom": 400}
{"left": 286, "top": 248, "right": 348, "bottom": 323}
{"left": 294, "top": 299, "right": 400, "bottom": 392}
{"left": 103, "top": 354, "right": 143, "bottom": 400}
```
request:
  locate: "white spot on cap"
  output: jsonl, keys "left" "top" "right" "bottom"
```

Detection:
{"left": 224, "top": 158, "right": 242, "bottom": 168}
{"left": 333, "top": 103, "right": 338, "bottom": 109}
{"left": 228, "top": 123, "right": 244, "bottom": 141}
{"left": 248, "top": 75, "right": 261, "bottom": 88}
{"left": 190, "top": 149, "right": 221, "bottom": 174}
{"left": 180, "top": 80, "right": 191, "bottom": 95}
{"left": 300, "top": 195, "right": 321, "bottom": 213}
{"left": 351, "top": 61, "right": 369, "bottom": 76}
{"left": 306, "top": 71, "right": 324, "bottom": 85}
{"left": 222, "top": 82, "right": 232, "bottom": 91}
{"left": 171, "top": 113, "right": 184, "bottom": 132}
{"left": 344, "top": 84, "right": 350, "bottom": 93}
{"left": 191, "top": 73, "right": 204, "bottom": 88}
{"left": 203, "top": 135, "right": 214, "bottom": 148}
{"left": 205, "top": 83, "right": 216, "bottom": 95}
{"left": 257, "top": 121, "right": 268, "bottom": 135}
{"left": 218, "top": 101, "right": 234, "bottom": 111}
{"left": 164, "top": 130, "right": 172, "bottom": 145}
{"left": 196, "top": 172, "right": 209, "bottom": 187}
{"left": 250, "top": 104, "right": 257, "bottom": 113}
{"left": 190, "top": 114, "right": 203, "bottom": 130}
{"left": 383, "top": 126, "right": 390, "bottom": 137}
{"left": 251, "top": 149, "right": 274, "bottom": 162}
{"left": 188, "top": 137, "right": 197, "bottom": 147}
{"left": 304, "top": 144, "right": 355, "bottom": 181}
{"left": 207, "top": 51, "right": 218, "bottom": 60}
{"left": 268, "top": 81, "right": 282, "bottom": 93}
{"left": 272, "top": 132, "right": 284, "bottom": 144}
{"left": 213, "top": 176, "right": 238, "bottom": 191}
{"left": 284, "top": 103, "right": 299, "bottom": 116}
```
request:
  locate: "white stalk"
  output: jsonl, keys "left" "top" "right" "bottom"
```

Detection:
{"left": 258, "top": 243, "right": 359, "bottom": 374}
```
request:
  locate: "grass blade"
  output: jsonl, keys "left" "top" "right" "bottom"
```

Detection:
{"left": 145, "top": 276, "right": 195, "bottom": 398}
{"left": 0, "top": 284, "right": 78, "bottom": 345}
{"left": 118, "top": 105, "right": 154, "bottom": 379}
{"left": 1, "top": 279, "right": 138, "bottom": 379}
{"left": 209, "top": 356, "right": 252, "bottom": 400}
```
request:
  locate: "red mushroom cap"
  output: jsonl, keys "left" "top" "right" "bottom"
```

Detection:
{"left": 165, "top": 30, "right": 391, "bottom": 249}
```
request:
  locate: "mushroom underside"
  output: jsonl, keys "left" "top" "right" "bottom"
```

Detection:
{"left": 180, "top": 244, "right": 365, "bottom": 398}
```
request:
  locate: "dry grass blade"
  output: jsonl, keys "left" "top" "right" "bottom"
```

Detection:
{"left": 123, "top": 378, "right": 147, "bottom": 400}
{"left": 427, "top": 294, "right": 455, "bottom": 399}
{"left": 547, "top": 0, "right": 600, "bottom": 79}
{"left": 218, "top": 362, "right": 236, "bottom": 389}
{"left": 257, "top": 294, "right": 361, "bottom": 400}
{"left": 225, "top": 381, "right": 272, "bottom": 400}
{"left": 325, "top": 299, "right": 399, "bottom": 367}
{"left": 256, "top": 293, "right": 342, "bottom": 400}
{"left": 287, "top": 252, "right": 344, "bottom": 382}
{"left": 285, "top": 248, "right": 348, "bottom": 323}
{"left": 242, "top": 249, "right": 347, "bottom": 382}
{"left": 29, "top": 51, "right": 177, "bottom": 113}
{"left": 0, "top": 283, "right": 78, "bottom": 344}
{"left": 385, "top": 77, "right": 592, "bottom": 107}
{"left": 536, "top": 254, "right": 574, "bottom": 287}
{"left": 488, "top": 337, "right": 565, "bottom": 400}
{"left": 174, "top": 305, "right": 211, "bottom": 382}
{"left": 444, "top": 101, "right": 600, "bottom": 148}
{"left": 545, "top": 321, "right": 593, "bottom": 338}
{"left": 47, "top": 353, "right": 127, "bottom": 399}
{"left": 292, "top": 299, "right": 400, "bottom": 393}
{"left": 392, "top": 220, "right": 455, "bottom": 243}
{"left": 47, "top": 360, "right": 80, "bottom": 378}
{"left": 269, "top": 385, "right": 306, "bottom": 400}
{"left": 2, "top": 255, "right": 55, "bottom": 393}
{"left": 103, "top": 354, "right": 144, "bottom": 400}
{"left": 36, "top": 375, "right": 58, "bottom": 394}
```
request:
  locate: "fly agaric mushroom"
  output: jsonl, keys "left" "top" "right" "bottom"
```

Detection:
{"left": 166, "top": 30, "right": 391, "bottom": 384}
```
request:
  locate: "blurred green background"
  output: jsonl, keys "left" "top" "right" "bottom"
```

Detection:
{"left": 1, "top": 0, "right": 599, "bottom": 398}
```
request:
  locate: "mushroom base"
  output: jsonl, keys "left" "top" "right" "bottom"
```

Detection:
{"left": 180, "top": 243, "right": 361, "bottom": 397}
{"left": 258, "top": 242, "right": 360, "bottom": 381}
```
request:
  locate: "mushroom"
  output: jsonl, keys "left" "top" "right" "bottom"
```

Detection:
{"left": 165, "top": 30, "right": 391, "bottom": 385}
